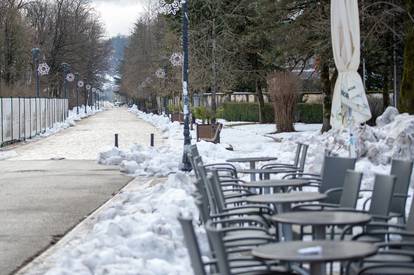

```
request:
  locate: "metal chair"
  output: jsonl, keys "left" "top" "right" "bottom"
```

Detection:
{"left": 261, "top": 143, "right": 303, "bottom": 169}
{"left": 205, "top": 220, "right": 301, "bottom": 275}
{"left": 389, "top": 159, "right": 413, "bottom": 223}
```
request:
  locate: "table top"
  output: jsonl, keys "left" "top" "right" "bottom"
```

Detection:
{"left": 246, "top": 192, "right": 327, "bottom": 204}
{"left": 271, "top": 211, "right": 372, "bottom": 226}
{"left": 252, "top": 241, "right": 378, "bottom": 263}
{"left": 242, "top": 179, "right": 310, "bottom": 188}
{"left": 238, "top": 168, "right": 296, "bottom": 174}
{"left": 226, "top": 157, "right": 278, "bottom": 163}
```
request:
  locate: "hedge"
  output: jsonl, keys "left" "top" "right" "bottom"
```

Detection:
{"left": 214, "top": 102, "right": 323, "bottom": 124}
{"left": 220, "top": 102, "right": 274, "bottom": 123}
{"left": 296, "top": 103, "right": 323, "bottom": 123}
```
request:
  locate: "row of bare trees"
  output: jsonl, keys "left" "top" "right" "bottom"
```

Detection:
{"left": 0, "top": 0, "right": 110, "bottom": 102}
{"left": 120, "top": 0, "right": 414, "bottom": 131}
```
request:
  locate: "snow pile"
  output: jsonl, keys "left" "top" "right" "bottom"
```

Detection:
{"left": 38, "top": 172, "right": 202, "bottom": 275}
{"left": 0, "top": 150, "right": 18, "bottom": 160}
{"left": 98, "top": 144, "right": 180, "bottom": 177}
{"left": 128, "top": 105, "right": 182, "bottom": 141}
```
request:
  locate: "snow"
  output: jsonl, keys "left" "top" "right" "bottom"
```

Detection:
{"left": 0, "top": 105, "right": 101, "bottom": 161}
{"left": 6, "top": 106, "right": 164, "bottom": 161}
{"left": 22, "top": 105, "right": 414, "bottom": 275}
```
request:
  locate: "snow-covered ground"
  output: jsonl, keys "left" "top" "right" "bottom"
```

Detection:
{"left": 0, "top": 104, "right": 103, "bottom": 160}
{"left": 3, "top": 106, "right": 164, "bottom": 161}
{"left": 22, "top": 105, "right": 414, "bottom": 275}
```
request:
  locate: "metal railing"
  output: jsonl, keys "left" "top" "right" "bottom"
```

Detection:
{"left": 0, "top": 97, "right": 68, "bottom": 147}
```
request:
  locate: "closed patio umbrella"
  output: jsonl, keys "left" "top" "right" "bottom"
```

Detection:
{"left": 330, "top": 0, "right": 371, "bottom": 156}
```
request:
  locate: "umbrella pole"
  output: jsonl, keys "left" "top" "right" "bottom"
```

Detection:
{"left": 348, "top": 107, "right": 356, "bottom": 158}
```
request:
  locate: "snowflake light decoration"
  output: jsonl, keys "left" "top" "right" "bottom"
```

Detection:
{"left": 86, "top": 84, "right": 91, "bottom": 91}
{"left": 155, "top": 68, "right": 166, "bottom": 79}
{"left": 159, "top": 0, "right": 182, "bottom": 15}
{"left": 92, "top": 88, "right": 97, "bottom": 93}
{"left": 170, "top": 52, "right": 183, "bottom": 67}
{"left": 77, "top": 80, "right": 84, "bottom": 88}
{"left": 38, "top": 62, "right": 50, "bottom": 76}
{"left": 66, "top": 73, "right": 75, "bottom": 82}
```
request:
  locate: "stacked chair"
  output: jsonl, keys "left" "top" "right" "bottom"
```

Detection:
{"left": 181, "top": 143, "right": 414, "bottom": 275}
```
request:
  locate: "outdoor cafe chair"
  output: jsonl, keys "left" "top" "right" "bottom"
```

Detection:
{"left": 355, "top": 263, "right": 414, "bottom": 275}
{"left": 359, "top": 159, "right": 413, "bottom": 224}
{"left": 284, "top": 155, "right": 357, "bottom": 205}
{"left": 178, "top": 215, "right": 278, "bottom": 275}
{"left": 260, "top": 142, "right": 303, "bottom": 170}
{"left": 205, "top": 220, "right": 304, "bottom": 275}
{"left": 340, "top": 174, "right": 397, "bottom": 240}
{"left": 238, "top": 144, "right": 310, "bottom": 181}
{"left": 292, "top": 170, "right": 363, "bottom": 212}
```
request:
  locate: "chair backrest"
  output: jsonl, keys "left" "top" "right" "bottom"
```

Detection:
{"left": 320, "top": 156, "right": 357, "bottom": 204}
{"left": 292, "top": 143, "right": 303, "bottom": 167}
{"left": 205, "top": 221, "right": 232, "bottom": 275}
{"left": 339, "top": 170, "right": 363, "bottom": 209}
{"left": 190, "top": 144, "right": 200, "bottom": 159}
{"left": 406, "top": 197, "right": 414, "bottom": 231}
{"left": 297, "top": 143, "right": 309, "bottom": 172}
{"left": 194, "top": 195, "right": 211, "bottom": 224}
{"left": 390, "top": 159, "right": 413, "bottom": 216}
{"left": 209, "top": 171, "right": 227, "bottom": 213}
{"left": 369, "top": 174, "right": 396, "bottom": 218}
{"left": 178, "top": 215, "right": 208, "bottom": 275}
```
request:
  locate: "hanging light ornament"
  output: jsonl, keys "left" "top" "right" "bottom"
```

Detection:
{"left": 37, "top": 62, "right": 50, "bottom": 76}
{"left": 66, "top": 73, "right": 75, "bottom": 82}
{"left": 170, "top": 52, "right": 183, "bottom": 67}
{"left": 159, "top": 0, "right": 182, "bottom": 15}
{"left": 155, "top": 68, "right": 166, "bottom": 79}
{"left": 77, "top": 80, "right": 84, "bottom": 88}
{"left": 86, "top": 84, "right": 92, "bottom": 90}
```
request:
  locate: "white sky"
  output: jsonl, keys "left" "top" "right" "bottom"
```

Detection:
{"left": 92, "top": 0, "right": 147, "bottom": 37}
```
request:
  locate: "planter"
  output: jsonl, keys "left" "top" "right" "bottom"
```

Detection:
{"left": 197, "top": 123, "right": 222, "bottom": 144}
{"left": 171, "top": 113, "right": 184, "bottom": 123}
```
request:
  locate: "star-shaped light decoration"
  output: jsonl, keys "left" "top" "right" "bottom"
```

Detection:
{"left": 159, "top": 0, "right": 182, "bottom": 15}
{"left": 38, "top": 62, "right": 50, "bottom": 76}
{"left": 66, "top": 73, "right": 75, "bottom": 82}
{"left": 155, "top": 68, "right": 166, "bottom": 79}
{"left": 170, "top": 52, "right": 183, "bottom": 67}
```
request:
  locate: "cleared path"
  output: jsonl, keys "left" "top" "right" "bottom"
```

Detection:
{"left": 9, "top": 107, "right": 163, "bottom": 160}
{"left": 0, "top": 107, "right": 160, "bottom": 275}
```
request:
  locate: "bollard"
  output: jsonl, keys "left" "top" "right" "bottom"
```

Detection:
{"left": 115, "top": 134, "right": 119, "bottom": 148}
{"left": 150, "top": 133, "right": 154, "bottom": 147}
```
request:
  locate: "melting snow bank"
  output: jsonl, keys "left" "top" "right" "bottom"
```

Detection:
{"left": 23, "top": 174, "right": 201, "bottom": 275}
{"left": 98, "top": 145, "right": 180, "bottom": 177}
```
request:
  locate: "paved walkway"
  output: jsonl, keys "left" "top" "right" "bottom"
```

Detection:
{"left": 9, "top": 107, "right": 164, "bottom": 160}
{"left": 0, "top": 108, "right": 161, "bottom": 275}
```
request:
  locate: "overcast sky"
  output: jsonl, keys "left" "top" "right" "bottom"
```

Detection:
{"left": 92, "top": 0, "right": 147, "bottom": 37}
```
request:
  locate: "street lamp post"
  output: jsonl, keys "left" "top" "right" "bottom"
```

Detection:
{"left": 31, "top": 48, "right": 41, "bottom": 97}
{"left": 180, "top": 0, "right": 192, "bottom": 171}
{"left": 75, "top": 73, "right": 80, "bottom": 114}
{"left": 85, "top": 82, "right": 89, "bottom": 114}
{"left": 61, "top": 63, "right": 70, "bottom": 99}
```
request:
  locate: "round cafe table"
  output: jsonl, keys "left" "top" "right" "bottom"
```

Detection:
{"left": 226, "top": 157, "right": 278, "bottom": 181}
{"left": 245, "top": 192, "right": 327, "bottom": 240}
{"left": 271, "top": 211, "right": 372, "bottom": 240}
{"left": 241, "top": 179, "right": 310, "bottom": 193}
{"left": 252, "top": 241, "right": 378, "bottom": 275}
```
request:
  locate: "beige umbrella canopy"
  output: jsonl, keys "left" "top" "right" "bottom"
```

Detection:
{"left": 330, "top": 0, "right": 372, "bottom": 155}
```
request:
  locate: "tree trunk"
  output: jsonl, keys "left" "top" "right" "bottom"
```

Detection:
{"left": 399, "top": 1, "right": 414, "bottom": 113}
{"left": 321, "top": 58, "right": 333, "bottom": 133}
{"left": 256, "top": 79, "right": 265, "bottom": 123}
{"left": 211, "top": 19, "right": 217, "bottom": 124}
{"left": 383, "top": 69, "right": 390, "bottom": 110}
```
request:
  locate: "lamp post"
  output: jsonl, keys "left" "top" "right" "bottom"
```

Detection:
{"left": 75, "top": 73, "right": 81, "bottom": 114}
{"left": 31, "top": 48, "right": 41, "bottom": 97}
{"left": 85, "top": 82, "right": 90, "bottom": 114}
{"left": 180, "top": 0, "right": 192, "bottom": 171}
{"left": 61, "top": 63, "right": 70, "bottom": 99}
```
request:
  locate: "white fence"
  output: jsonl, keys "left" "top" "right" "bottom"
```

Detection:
{"left": 1, "top": 97, "right": 68, "bottom": 146}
